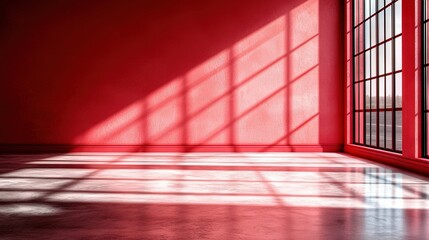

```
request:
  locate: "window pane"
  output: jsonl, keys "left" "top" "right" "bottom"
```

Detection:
{"left": 360, "top": 112, "right": 364, "bottom": 143}
{"left": 354, "top": 0, "right": 360, "bottom": 26}
{"left": 378, "top": 44, "right": 385, "bottom": 74}
{"left": 365, "top": 20, "right": 371, "bottom": 49}
{"left": 359, "top": 53, "right": 365, "bottom": 81}
{"left": 370, "top": 0, "right": 376, "bottom": 15}
{"left": 386, "top": 41, "right": 392, "bottom": 73}
{"left": 386, "top": 111, "right": 393, "bottom": 149}
{"left": 359, "top": 25, "right": 364, "bottom": 53}
{"left": 386, "top": 75, "right": 392, "bottom": 108}
{"left": 371, "top": 49, "right": 377, "bottom": 78}
{"left": 426, "top": 68, "right": 429, "bottom": 108}
{"left": 365, "top": 0, "right": 371, "bottom": 19}
{"left": 427, "top": 113, "right": 429, "bottom": 154}
{"left": 425, "top": 23, "right": 429, "bottom": 64}
{"left": 354, "top": 84, "right": 360, "bottom": 110}
{"left": 379, "top": 77, "right": 385, "bottom": 108}
{"left": 378, "top": 0, "right": 385, "bottom": 11}
{"left": 365, "top": 51, "right": 371, "bottom": 78}
{"left": 395, "top": 73, "right": 402, "bottom": 108}
{"left": 358, "top": 0, "right": 365, "bottom": 24}
{"left": 386, "top": 7, "right": 392, "bottom": 39}
{"left": 395, "top": 111, "right": 402, "bottom": 151}
{"left": 355, "top": 112, "right": 360, "bottom": 143}
{"left": 366, "top": 112, "right": 371, "bottom": 144}
{"left": 365, "top": 81, "right": 371, "bottom": 109}
{"left": 379, "top": 111, "right": 386, "bottom": 148}
{"left": 371, "top": 79, "right": 377, "bottom": 109}
{"left": 371, "top": 17, "right": 377, "bottom": 47}
{"left": 395, "top": 36, "right": 402, "bottom": 71}
{"left": 394, "top": 0, "right": 402, "bottom": 35}
{"left": 359, "top": 81, "right": 364, "bottom": 109}
{"left": 378, "top": 11, "right": 385, "bottom": 43}
{"left": 371, "top": 112, "right": 377, "bottom": 146}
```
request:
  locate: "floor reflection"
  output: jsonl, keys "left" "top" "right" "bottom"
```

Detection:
{"left": 0, "top": 153, "right": 428, "bottom": 239}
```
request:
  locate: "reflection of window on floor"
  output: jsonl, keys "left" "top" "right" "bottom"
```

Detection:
{"left": 353, "top": 0, "right": 402, "bottom": 152}
{"left": 423, "top": 0, "right": 429, "bottom": 157}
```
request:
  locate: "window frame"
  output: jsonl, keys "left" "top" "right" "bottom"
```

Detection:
{"left": 352, "top": 0, "right": 403, "bottom": 153}
{"left": 423, "top": 0, "right": 428, "bottom": 157}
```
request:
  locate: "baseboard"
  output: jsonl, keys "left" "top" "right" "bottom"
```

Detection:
{"left": 344, "top": 144, "right": 429, "bottom": 176}
{"left": 0, "top": 144, "right": 343, "bottom": 153}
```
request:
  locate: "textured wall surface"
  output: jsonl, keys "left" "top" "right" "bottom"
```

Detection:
{"left": 0, "top": 0, "right": 343, "bottom": 152}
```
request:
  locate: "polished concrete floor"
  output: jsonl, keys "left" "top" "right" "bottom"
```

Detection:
{"left": 0, "top": 152, "right": 428, "bottom": 240}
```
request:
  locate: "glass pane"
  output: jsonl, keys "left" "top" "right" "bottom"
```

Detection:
{"left": 378, "top": 0, "right": 385, "bottom": 10}
{"left": 359, "top": 0, "right": 365, "bottom": 24}
{"left": 371, "top": 79, "right": 377, "bottom": 109}
{"left": 354, "top": 0, "right": 360, "bottom": 26}
{"left": 395, "top": 73, "right": 402, "bottom": 108}
{"left": 370, "top": 0, "right": 376, "bottom": 15}
{"left": 379, "top": 111, "right": 386, "bottom": 148}
{"left": 426, "top": 113, "right": 429, "bottom": 154}
{"left": 386, "top": 41, "right": 392, "bottom": 73}
{"left": 365, "top": 20, "right": 371, "bottom": 49}
{"left": 379, "top": 77, "right": 385, "bottom": 108}
{"left": 355, "top": 112, "right": 360, "bottom": 143}
{"left": 427, "top": 68, "right": 429, "bottom": 108}
{"left": 427, "top": 113, "right": 429, "bottom": 155}
{"left": 355, "top": 29, "right": 359, "bottom": 53}
{"left": 395, "top": 36, "right": 402, "bottom": 71}
{"left": 371, "top": 17, "right": 377, "bottom": 47}
{"left": 360, "top": 112, "right": 364, "bottom": 143}
{"left": 378, "top": 44, "right": 385, "bottom": 74}
{"left": 359, "top": 81, "right": 364, "bottom": 109}
{"left": 425, "top": 22, "right": 429, "bottom": 63}
{"left": 365, "top": 51, "right": 371, "bottom": 78}
{"left": 359, "top": 25, "right": 364, "bottom": 53}
{"left": 395, "top": 111, "right": 402, "bottom": 151}
{"left": 386, "top": 75, "right": 393, "bottom": 108}
{"left": 359, "top": 53, "right": 365, "bottom": 81}
{"left": 365, "top": 81, "right": 371, "bottom": 109}
{"left": 378, "top": 11, "right": 385, "bottom": 43}
{"left": 371, "top": 112, "right": 377, "bottom": 146}
{"left": 354, "top": 83, "right": 360, "bottom": 109}
{"left": 355, "top": 58, "right": 359, "bottom": 81}
{"left": 394, "top": 0, "right": 402, "bottom": 35}
{"left": 366, "top": 112, "right": 371, "bottom": 144}
{"left": 426, "top": 68, "right": 429, "bottom": 108}
{"left": 365, "top": 0, "right": 371, "bottom": 19}
{"left": 371, "top": 49, "right": 377, "bottom": 77}
{"left": 386, "top": 7, "right": 392, "bottom": 39}
{"left": 386, "top": 111, "right": 393, "bottom": 149}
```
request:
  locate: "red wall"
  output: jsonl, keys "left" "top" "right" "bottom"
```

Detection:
{"left": 0, "top": 0, "right": 343, "bottom": 152}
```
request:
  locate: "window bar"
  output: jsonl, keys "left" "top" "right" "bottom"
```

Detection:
{"left": 376, "top": 0, "right": 380, "bottom": 148}
{"left": 384, "top": 0, "right": 387, "bottom": 149}
{"left": 352, "top": 0, "right": 356, "bottom": 144}
{"left": 363, "top": 0, "right": 367, "bottom": 146}
{"left": 392, "top": 1, "right": 397, "bottom": 151}
{"left": 370, "top": 17, "right": 373, "bottom": 146}
{"left": 421, "top": 0, "right": 428, "bottom": 158}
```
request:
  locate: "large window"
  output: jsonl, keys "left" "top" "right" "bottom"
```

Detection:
{"left": 424, "top": 0, "right": 429, "bottom": 157}
{"left": 353, "top": 0, "right": 402, "bottom": 152}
